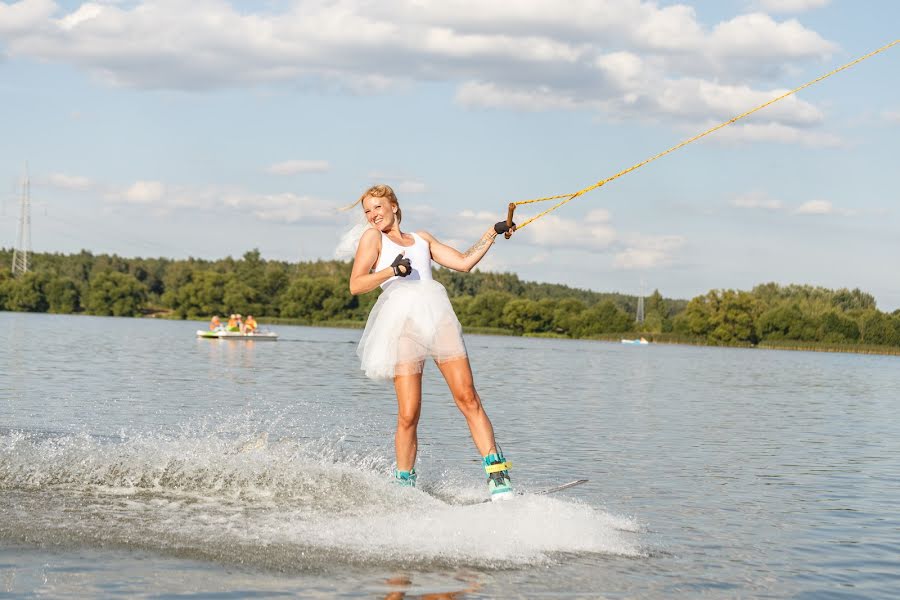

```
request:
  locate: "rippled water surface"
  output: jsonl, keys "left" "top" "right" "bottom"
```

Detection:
{"left": 2, "top": 312, "right": 899, "bottom": 598}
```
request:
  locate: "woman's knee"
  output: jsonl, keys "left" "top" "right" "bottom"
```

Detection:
{"left": 454, "top": 387, "right": 482, "bottom": 414}
{"left": 397, "top": 410, "right": 420, "bottom": 430}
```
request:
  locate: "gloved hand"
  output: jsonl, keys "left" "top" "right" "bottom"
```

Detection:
{"left": 391, "top": 253, "right": 412, "bottom": 277}
{"left": 494, "top": 221, "right": 517, "bottom": 235}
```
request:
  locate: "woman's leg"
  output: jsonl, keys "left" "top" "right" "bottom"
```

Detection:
{"left": 393, "top": 370, "right": 423, "bottom": 471}
{"left": 435, "top": 357, "right": 497, "bottom": 456}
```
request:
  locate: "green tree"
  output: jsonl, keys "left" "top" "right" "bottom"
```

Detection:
{"left": 235, "top": 249, "right": 265, "bottom": 292}
{"left": 260, "top": 262, "right": 291, "bottom": 316}
{"left": 501, "top": 298, "right": 552, "bottom": 334}
{"left": 859, "top": 310, "right": 895, "bottom": 345}
{"left": 832, "top": 288, "right": 876, "bottom": 312}
{"left": 280, "top": 277, "right": 334, "bottom": 321}
{"left": 84, "top": 271, "right": 147, "bottom": 316}
{"left": 673, "top": 293, "right": 715, "bottom": 338}
{"left": 45, "top": 276, "right": 81, "bottom": 313}
{"left": 891, "top": 315, "right": 900, "bottom": 347}
{"left": 643, "top": 289, "right": 672, "bottom": 332}
{"left": 166, "top": 270, "right": 227, "bottom": 318}
{"left": 161, "top": 261, "right": 197, "bottom": 307}
{"left": 222, "top": 275, "right": 263, "bottom": 316}
{"left": 551, "top": 298, "right": 587, "bottom": 336}
{"left": 708, "top": 290, "right": 760, "bottom": 344}
{"left": 575, "top": 300, "right": 632, "bottom": 336}
{"left": 757, "top": 303, "right": 805, "bottom": 340}
{"left": 816, "top": 310, "right": 860, "bottom": 343}
{"left": 675, "top": 289, "right": 760, "bottom": 344}
{"left": 4, "top": 272, "right": 50, "bottom": 312}
{"left": 0, "top": 268, "right": 11, "bottom": 309}
{"left": 458, "top": 291, "right": 513, "bottom": 328}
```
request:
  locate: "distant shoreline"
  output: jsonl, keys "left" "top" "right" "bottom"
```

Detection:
{"left": 3, "top": 249, "right": 898, "bottom": 355}
{"left": 7, "top": 310, "right": 898, "bottom": 357}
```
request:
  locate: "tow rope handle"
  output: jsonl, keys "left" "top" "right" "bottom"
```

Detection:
{"left": 505, "top": 202, "right": 517, "bottom": 239}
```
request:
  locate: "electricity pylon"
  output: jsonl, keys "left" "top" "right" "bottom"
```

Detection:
{"left": 11, "top": 166, "right": 32, "bottom": 276}
{"left": 635, "top": 279, "right": 645, "bottom": 324}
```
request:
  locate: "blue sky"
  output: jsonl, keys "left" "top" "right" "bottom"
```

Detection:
{"left": 1, "top": 0, "right": 898, "bottom": 309}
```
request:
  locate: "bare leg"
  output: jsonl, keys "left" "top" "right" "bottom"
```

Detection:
{"left": 436, "top": 357, "right": 497, "bottom": 456}
{"left": 393, "top": 370, "right": 423, "bottom": 471}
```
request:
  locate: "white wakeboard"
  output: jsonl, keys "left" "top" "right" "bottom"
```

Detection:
{"left": 476, "top": 478, "right": 589, "bottom": 504}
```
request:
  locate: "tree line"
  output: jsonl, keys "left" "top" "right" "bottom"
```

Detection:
{"left": 1, "top": 248, "right": 898, "bottom": 351}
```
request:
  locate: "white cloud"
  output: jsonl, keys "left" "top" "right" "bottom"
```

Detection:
{"left": 883, "top": 110, "right": 900, "bottom": 124}
{"left": 97, "top": 177, "right": 342, "bottom": 222}
{"left": 46, "top": 173, "right": 94, "bottom": 191}
{"left": 755, "top": 0, "right": 829, "bottom": 14}
{"left": 452, "top": 207, "right": 616, "bottom": 252}
{"left": 220, "top": 192, "right": 341, "bottom": 224}
{"left": 0, "top": 0, "right": 840, "bottom": 144}
{"left": 708, "top": 13, "right": 833, "bottom": 60}
{"left": 58, "top": 3, "right": 103, "bottom": 30}
{"left": 793, "top": 199, "right": 855, "bottom": 216}
{"left": 123, "top": 180, "right": 165, "bottom": 204}
{"left": 0, "top": 0, "right": 56, "bottom": 34}
{"left": 732, "top": 191, "right": 783, "bottom": 210}
{"left": 397, "top": 180, "right": 427, "bottom": 194}
{"left": 359, "top": 175, "right": 428, "bottom": 195}
{"left": 613, "top": 235, "right": 685, "bottom": 269}
{"left": 461, "top": 70, "right": 829, "bottom": 138}
{"left": 459, "top": 209, "right": 496, "bottom": 220}
{"left": 266, "top": 160, "right": 330, "bottom": 175}
{"left": 456, "top": 81, "right": 581, "bottom": 112}
{"left": 520, "top": 213, "right": 617, "bottom": 251}
{"left": 701, "top": 120, "right": 842, "bottom": 147}
{"left": 585, "top": 209, "right": 611, "bottom": 223}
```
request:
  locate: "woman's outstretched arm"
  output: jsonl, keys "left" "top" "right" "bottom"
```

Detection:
{"left": 419, "top": 223, "right": 513, "bottom": 273}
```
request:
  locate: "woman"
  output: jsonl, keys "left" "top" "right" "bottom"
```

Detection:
{"left": 349, "top": 184, "right": 515, "bottom": 500}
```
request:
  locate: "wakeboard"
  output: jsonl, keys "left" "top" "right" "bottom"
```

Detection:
{"left": 475, "top": 478, "right": 589, "bottom": 504}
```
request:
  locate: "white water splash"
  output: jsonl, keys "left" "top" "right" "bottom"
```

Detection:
{"left": 0, "top": 427, "right": 644, "bottom": 569}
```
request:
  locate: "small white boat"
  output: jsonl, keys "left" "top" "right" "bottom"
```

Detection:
{"left": 196, "top": 329, "right": 278, "bottom": 341}
{"left": 621, "top": 337, "right": 649, "bottom": 345}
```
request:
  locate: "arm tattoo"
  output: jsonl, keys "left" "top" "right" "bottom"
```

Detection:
{"left": 463, "top": 235, "right": 494, "bottom": 258}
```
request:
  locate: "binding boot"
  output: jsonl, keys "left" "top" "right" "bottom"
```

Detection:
{"left": 483, "top": 449, "right": 512, "bottom": 501}
{"left": 394, "top": 467, "right": 417, "bottom": 487}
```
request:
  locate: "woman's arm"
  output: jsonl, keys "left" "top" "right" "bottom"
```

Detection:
{"left": 349, "top": 228, "right": 395, "bottom": 295}
{"left": 419, "top": 226, "right": 504, "bottom": 273}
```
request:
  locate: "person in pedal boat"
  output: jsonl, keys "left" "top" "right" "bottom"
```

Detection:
{"left": 227, "top": 314, "right": 239, "bottom": 332}
{"left": 243, "top": 315, "right": 258, "bottom": 334}
{"left": 209, "top": 315, "right": 223, "bottom": 331}
{"left": 348, "top": 184, "right": 515, "bottom": 500}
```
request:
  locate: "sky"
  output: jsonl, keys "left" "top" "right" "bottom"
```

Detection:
{"left": 1, "top": 0, "right": 898, "bottom": 309}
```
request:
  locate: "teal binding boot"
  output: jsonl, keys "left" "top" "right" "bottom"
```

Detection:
{"left": 483, "top": 450, "right": 513, "bottom": 501}
{"left": 394, "top": 467, "right": 417, "bottom": 487}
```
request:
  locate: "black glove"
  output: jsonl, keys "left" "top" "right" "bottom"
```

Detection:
{"left": 494, "top": 221, "right": 516, "bottom": 235}
{"left": 390, "top": 253, "right": 412, "bottom": 277}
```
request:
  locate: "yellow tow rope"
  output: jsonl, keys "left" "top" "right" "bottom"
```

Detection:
{"left": 502, "top": 39, "right": 899, "bottom": 235}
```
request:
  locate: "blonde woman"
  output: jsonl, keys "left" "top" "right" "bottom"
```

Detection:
{"left": 349, "top": 184, "right": 515, "bottom": 500}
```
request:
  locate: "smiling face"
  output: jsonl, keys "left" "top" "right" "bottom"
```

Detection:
{"left": 362, "top": 194, "right": 399, "bottom": 232}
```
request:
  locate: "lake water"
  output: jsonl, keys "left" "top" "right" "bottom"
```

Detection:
{"left": 2, "top": 311, "right": 899, "bottom": 598}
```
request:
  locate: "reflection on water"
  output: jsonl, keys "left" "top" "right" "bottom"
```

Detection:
{"left": 2, "top": 312, "right": 900, "bottom": 598}
{"left": 382, "top": 573, "right": 481, "bottom": 600}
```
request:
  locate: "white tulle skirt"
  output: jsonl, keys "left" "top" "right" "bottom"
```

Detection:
{"left": 357, "top": 280, "right": 467, "bottom": 380}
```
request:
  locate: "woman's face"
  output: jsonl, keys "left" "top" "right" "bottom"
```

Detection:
{"left": 362, "top": 195, "right": 397, "bottom": 231}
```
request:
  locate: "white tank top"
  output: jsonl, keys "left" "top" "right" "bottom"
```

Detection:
{"left": 374, "top": 231, "right": 433, "bottom": 289}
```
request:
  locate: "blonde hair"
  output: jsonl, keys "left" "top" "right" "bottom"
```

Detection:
{"left": 346, "top": 184, "right": 402, "bottom": 224}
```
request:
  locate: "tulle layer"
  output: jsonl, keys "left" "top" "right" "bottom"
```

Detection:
{"left": 357, "top": 280, "right": 467, "bottom": 380}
